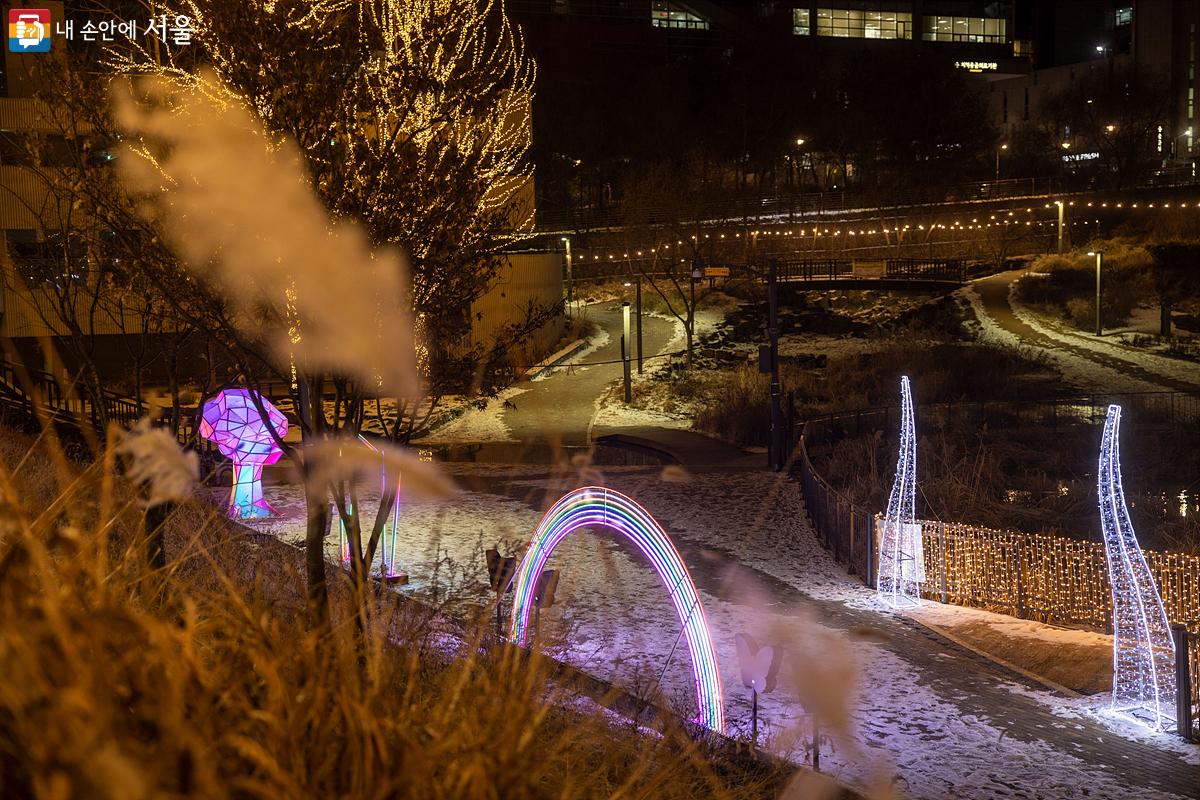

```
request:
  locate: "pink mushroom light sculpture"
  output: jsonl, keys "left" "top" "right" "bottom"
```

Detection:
{"left": 200, "top": 388, "right": 288, "bottom": 519}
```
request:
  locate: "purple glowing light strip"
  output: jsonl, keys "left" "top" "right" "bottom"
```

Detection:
{"left": 508, "top": 486, "right": 726, "bottom": 733}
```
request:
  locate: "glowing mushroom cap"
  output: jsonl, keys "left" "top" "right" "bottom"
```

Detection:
{"left": 199, "top": 388, "right": 287, "bottom": 465}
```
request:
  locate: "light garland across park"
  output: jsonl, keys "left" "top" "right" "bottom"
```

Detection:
{"left": 508, "top": 487, "right": 725, "bottom": 733}
{"left": 566, "top": 197, "right": 1200, "bottom": 263}
{"left": 1097, "top": 405, "right": 1177, "bottom": 729}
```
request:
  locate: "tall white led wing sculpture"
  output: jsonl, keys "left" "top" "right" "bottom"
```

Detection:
{"left": 1098, "top": 404, "right": 1176, "bottom": 729}
{"left": 877, "top": 376, "right": 923, "bottom": 608}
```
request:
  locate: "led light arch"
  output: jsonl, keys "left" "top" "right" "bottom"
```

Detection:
{"left": 877, "top": 375, "right": 924, "bottom": 608}
{"left": 1098, "top": 404, "right": 1176, "bottom": 729}
{"left": 509, "top": 487, "right": 725, "bottom": 733}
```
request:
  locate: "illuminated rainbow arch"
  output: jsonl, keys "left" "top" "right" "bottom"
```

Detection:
{"left": 509, "top": 486, "right": 725, "bottom": 733}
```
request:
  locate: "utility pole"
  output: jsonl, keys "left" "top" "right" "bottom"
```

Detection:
{"left": 767, "top": 259, "right": 784, "bottom": 472}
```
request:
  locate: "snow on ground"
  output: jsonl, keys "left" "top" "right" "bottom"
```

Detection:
{"left": 587, "top": 303, "right": 720, "bottom": 433}
{"left": 590, "top": 398, "right": 693, "bottom": 431}
{"left": 1006, "top": 281, "right": 1200, "bottom": 387}
{"left": 413, "top": 385, "right": 528, "bottom": 444}
{"left": 237, "top": 466, "right": 1198, "bottom": 799}
{"left": 959, "top": 284, "right": 1165, "bottom": 393}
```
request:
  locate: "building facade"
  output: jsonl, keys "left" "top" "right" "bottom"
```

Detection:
{"left": 988, "top": 0, "right": 1200, "bottom": 183}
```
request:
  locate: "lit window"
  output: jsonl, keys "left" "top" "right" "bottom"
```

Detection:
{"left": 793, "top": 8, "right": 810, "bottom": 35}
{"left": 1115, "top": 7, "right": 1132, "bottom": 26}
{"left": 922, "top": 15, "right": 1007, "bottom": 43}
{"left": 816, "top": 8, "right": 912, "bottom": 39}
{"left": 650, "top": 1, "right": 709, "bottom": 30}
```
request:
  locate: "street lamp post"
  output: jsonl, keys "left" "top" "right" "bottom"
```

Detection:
{"left": 624, "top": 278, "right": 643, "bottom": 374}
{"left": 1088, "top": 250, "right": 1103, "bottom": 336}
{"left": 622, "top": 301, "right": 632, "bottom": 402}
{"left": 767, "top": 259, "right": 783, "bottom": 472}
{"left": 995, "top": 143, "right": 1008, "bottom": 181}
{"left": 1055, "top": 200, "right": 1065, "bottom": 255}
{"left": 561, "top": 236, "right": 573, "bottom": 307}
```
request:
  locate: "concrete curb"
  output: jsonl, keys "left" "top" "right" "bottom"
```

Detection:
{"left": 592, "top": 432, "right": 681, "bottom": 464}
{"left": 901, "top": 612, "right": 1085, "bottom": 699}
{"left": 524, "top": 338, "right": 588, "bottom": 380}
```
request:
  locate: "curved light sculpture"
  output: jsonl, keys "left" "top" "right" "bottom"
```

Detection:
{"left": 509, "top": 486, "right": 725, "bottom": 733}
{"left": 199, "top": 388, "right": 287, "bottom": 519}
{"left": 877, "top": 376, "right": 924, "bottom": 607}
{"left": 1098, "top": 404, "right": 1176, "bottom": 729}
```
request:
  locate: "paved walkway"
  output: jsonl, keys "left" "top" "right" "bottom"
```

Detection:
{"left": 477, "top": 467, "right": 1200, "bottom": 800}
{"left": 499, "top": 303, "right": 759, "bottom": 467}
{"left": 974, "top": 271, "right": 1200, "bottom": 393}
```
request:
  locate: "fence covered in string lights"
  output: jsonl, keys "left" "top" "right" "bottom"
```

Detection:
{"left": 508, "top": 486, "right": 726, "bottom": 733}
{"left": 797, "top": 396, "right": 1200, "bottom": 633}
{"left": 900, "top": 521, "right": 1200, "bottom": 631}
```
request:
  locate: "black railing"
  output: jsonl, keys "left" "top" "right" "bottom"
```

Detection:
{"left": 775, "top": 259, "right": 853, "bottom": 281}
{"left": 535, "top": 177, "right": 1058, "bottom": 232}
{"left": 885, "top": 258, "right": 966, "bottom": 282}
{"left": 792, "top": 426, "right": 876, "bottom": 584}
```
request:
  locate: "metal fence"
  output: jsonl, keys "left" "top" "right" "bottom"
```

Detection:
{"left": 535, "top": 176, "right": 1059, "bottom": 232}
{"left": 801, "top": 391, "right": 1200, "bottom": 444}
{"left": 0, "top": 357, "right": 145, "bottom": 432}
{"left": 885, "top": 258, "right": 965, "bottom": 282}
{"left": 775, "top": 259, "right": 853, "bottom": 281}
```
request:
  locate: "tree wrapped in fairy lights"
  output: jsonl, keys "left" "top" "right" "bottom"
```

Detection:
{"left": 877, "top": 376, "right": 924, "bottom": 607}
{"left": 111, "top": 0, "right": 539, "bottom": 398}
{"left": 108, "top": 0, "right": 545, "bottom": 618}
{"left": 200, "top": 389, "right": 288, "bottom": 520}
{"left": 1097, "top": 404, "right": 1176, "bottom": 729}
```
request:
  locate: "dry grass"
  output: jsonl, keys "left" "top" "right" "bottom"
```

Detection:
{"left": 693, "top": 341, "right": 1059, "bottom": 447}
{"left": 0, "top": 430, "right": 803, "bottom": 799}
{"left": 812, "top": 421, "right": 1200, "bottom": 552}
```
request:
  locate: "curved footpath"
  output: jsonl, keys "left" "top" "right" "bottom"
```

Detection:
{"left": 971, "top": 270, "right": 1200, "bottom": 394}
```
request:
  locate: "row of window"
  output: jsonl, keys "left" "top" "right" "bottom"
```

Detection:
{"left": 650, "top": 3, "right": 1011, "bottom": 43}
{"left": 792, "top": 8, "right": 1007, "bottom": 43}
{"left": 650, "top": 2, "right": 708, "bottom": 30}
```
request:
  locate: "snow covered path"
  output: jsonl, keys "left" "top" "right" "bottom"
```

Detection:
{"left": 967, "top": 270, "right": 1200, "bottom": 393}
{"left": 243, "top": 465, "right": 1200, "bottom": 800}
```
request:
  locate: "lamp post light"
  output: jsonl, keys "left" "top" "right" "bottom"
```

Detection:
{"left": 623, "top": 278, "right": 643, "bottom": 373}
{"left": 995, "top": 143, "right": 1008, "bottom": 181}
{"left": 1055, "top": 200, "right": 1065, "bottom": 255}
{"left": 622, "top": 301, "right": 632, "bottom": 402}
{"left": 561, "top": 236, "right": 573, "bottom": 308}
{"left": 1088, "top": 250, "right": 1103, "bottom": 336}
